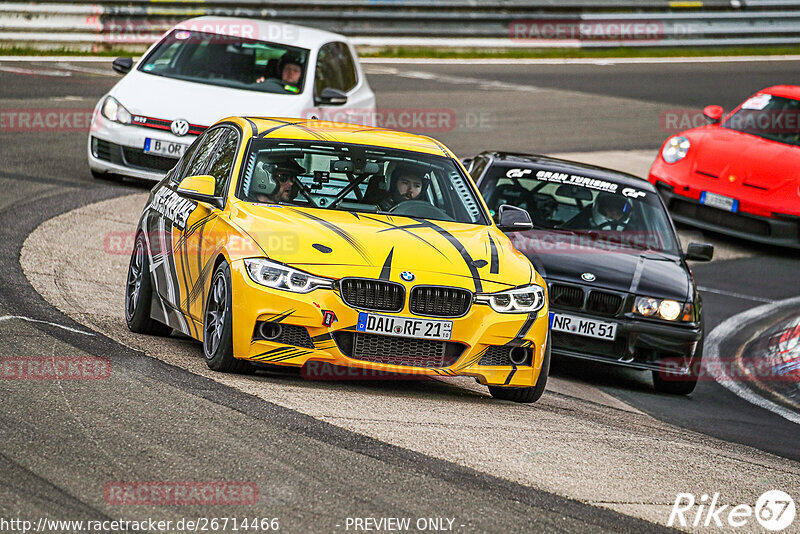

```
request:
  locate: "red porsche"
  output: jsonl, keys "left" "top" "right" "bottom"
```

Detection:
{"left": 649, "top": 85, "right": 800, "bottom": 248}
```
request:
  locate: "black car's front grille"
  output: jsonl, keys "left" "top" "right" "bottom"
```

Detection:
{"left": 409, "top": 286, "right": 472, "bottom": 317}
{"left": 672, "top": 199, "right": 771, "bottom": 236}
{"left": 339, "top": 278, "right": 405, "bottom": 312}
{"left": 585, "top": 291, "right": 623, "bottom": 316}
{"left": 550, "top": 283, "right": 584, "bottom": 309}
{"left": 333, "top": 331, "right": 464, "bottom": 368}
{"left": 122, "top": 147, "right": 178, "bottom": 172}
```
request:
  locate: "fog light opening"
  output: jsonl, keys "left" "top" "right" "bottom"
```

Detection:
{"left": 508, "top": 346, "right": 530, "bottom": 366}
{"left": 259, "top": 322, "right": 283, "bottom": 341}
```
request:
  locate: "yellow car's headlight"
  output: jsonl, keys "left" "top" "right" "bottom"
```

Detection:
{"left": 475, "top": 285, "right": 546, "bottom": 314}
{"left": 244, "top": 258, "right": 333, "bottom": 293}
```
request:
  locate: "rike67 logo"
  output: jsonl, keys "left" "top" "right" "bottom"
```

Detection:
{"left": 668, "top": 490, "right": 796, "bottom": 531}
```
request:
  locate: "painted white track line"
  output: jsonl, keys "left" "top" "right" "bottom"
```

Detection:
{"left": 2, "top": 55, "right": 800, "bottom": 65}
{"left": 705, "top": 295, "right": 800, "bottom": 426}
{"left": 361, "top": 55, "right": 800, "bottom": 65}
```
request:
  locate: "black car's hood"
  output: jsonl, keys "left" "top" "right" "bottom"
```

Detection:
{"left": 515, "top": 241, "right": 690, "bottom": 301}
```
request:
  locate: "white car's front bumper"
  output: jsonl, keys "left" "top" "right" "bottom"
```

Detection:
{"left": 87, "top": 116, "right": 198, "bottom": 182}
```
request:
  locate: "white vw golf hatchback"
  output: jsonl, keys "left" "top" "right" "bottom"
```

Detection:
{"left": 88, "top": 17, "right": 376, "bottom": 181}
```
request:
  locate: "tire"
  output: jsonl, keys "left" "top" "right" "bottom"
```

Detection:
{"left": 125, "top": 233, "right": 172, "bottom": 336}
{"left": 203, "top": 261, "right": 253, "bottom": 374}
{"left": 652, "top": 341, "right": 703, "bottom": 395}
{"left": 489, "top": 335, "right": 551, "bottom": 403}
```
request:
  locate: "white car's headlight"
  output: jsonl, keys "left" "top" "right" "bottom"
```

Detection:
{"left": 101, "top": 96, "right": 132, "bottom": 125}
{"left": 661, "top": 136, "right": 690, "bottom": 164}
{"left": 475, "top": 285, "right": 546, "bottom": 314}
{"left": 633, "top": 296, "right": 691, "bottom": 321}
{"left": 244, "top": 258, "right": 334, "bottom": 293}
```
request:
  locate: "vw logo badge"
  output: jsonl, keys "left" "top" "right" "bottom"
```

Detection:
{"left": 170, "top": 119, "right": 190, "bottom": 137}
{"left": 581, "top": 272, "right": 596, "bottom": 282}
{"left": 400, "top": 271, "right": 415, "bottom": 282}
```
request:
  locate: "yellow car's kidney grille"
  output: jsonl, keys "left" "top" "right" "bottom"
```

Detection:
{"left": 333, "top": 332, "right": 465, "bottom": 368}
{"left": 339, "top": 278, "right": 405, "bottom": 312}
{"left": 410, "top": 286, "right": 472, "bottom": 317}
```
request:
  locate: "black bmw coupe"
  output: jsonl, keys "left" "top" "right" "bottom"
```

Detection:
{"left": 466, "top": 152, "right": 714, "bottom": 394}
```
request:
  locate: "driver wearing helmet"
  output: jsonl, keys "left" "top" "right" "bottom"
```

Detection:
{"left": 250, "top": 158, "right": 305, "bottom": 204}
{"left": 591, "top": 192, "right": 632, "bottom": 231}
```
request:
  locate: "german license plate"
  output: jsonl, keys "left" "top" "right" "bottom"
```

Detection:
{"left": 549, "top": 312, "right": 617, "bottom": 341}
{"left": 144, "top": 138, "right": 187, "bottom": 158}
{"left": 700, "top": 191, "right": 738, "bottom": 212}
{"left": 356, "top": 312, "right": 452, "bottom": 341}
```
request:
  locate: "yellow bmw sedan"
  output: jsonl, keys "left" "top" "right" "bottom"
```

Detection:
{"left": 124, "top": 117, "right": 550, "bottom": 402}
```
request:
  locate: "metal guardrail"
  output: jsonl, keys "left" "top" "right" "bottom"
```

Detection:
{"left": 2, "top": 1, "right": 800, "bottom": 49}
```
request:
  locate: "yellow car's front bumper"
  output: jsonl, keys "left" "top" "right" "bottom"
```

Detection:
{"left": 229, "top": 260, "right": 548, "bottom": 388}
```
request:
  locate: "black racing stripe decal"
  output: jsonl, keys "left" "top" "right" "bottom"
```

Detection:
{"left": 244, "top": 118, "right": 258, "bottom": 137}
{"left": 287, "top": 208, "right": 372, "bottom": 264}
{"left": 456, "top": 347, "right": 488, "bottom": 371}
{"left": 379, "top": 248, "right": 394, "bottom": 281}
{"left": 414, "top": 219, "right": 483, "bottom": 293}
{"left": 256, "top": 119, "right": 296, "bottom": 138}
{"left": 506, "top": 312, "right": 538, "bottom": 346}
{"left": 488, "top": 233, "right": 499, "bottom": 275}
{"left": 269, "top": 309, "right": 295, "bottom": 323}
{"left": 504, "top": 364, "right": 518, "bottom": 385}
{"left": 251, "top": 347, "right": 295, "bottom": 360}
{"left": 361, "top": 215, "right": 449, "bottom": 260}
{"left": 184, "top": 245, "right": 222, "bottom": 312}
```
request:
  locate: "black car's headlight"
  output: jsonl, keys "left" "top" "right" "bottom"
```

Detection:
{"left": 475, "top": 285, "right": 546, "bottom": 314}
{"left": 633, "top": 296, "right": 693, "bottom": 321}
{"left": 244, "top": 258, "right": 334, "bottom": 293}
{"left": 101, "top": 96, "right": 132, "bottom": 125}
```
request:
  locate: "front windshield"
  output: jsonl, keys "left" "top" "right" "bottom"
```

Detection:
{"left": 236, "top": 140, "right": 488, "bottom": 225}
{"left": 138, "top": 29, "right": 309, "bottom": 95}
{"left": 480, "top": 164, "right": 680, "bottom": 253}
{"left": 722, "top": 94, "right": 800, "bottom": 147}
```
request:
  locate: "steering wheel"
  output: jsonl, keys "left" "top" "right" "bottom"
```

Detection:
{"left": 388, "top": 200, "right": 453, "bottom": 221}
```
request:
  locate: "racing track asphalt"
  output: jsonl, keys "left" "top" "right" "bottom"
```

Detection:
{"left": 1, "top": 57, "right": 799, "bottom": 531}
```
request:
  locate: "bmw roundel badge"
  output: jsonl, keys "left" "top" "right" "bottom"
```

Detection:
{"left": 400, "top": 271, "right": 415, "bottom": 282}
{"left": 581, "top": 272, "right": 596, "bottom": 282}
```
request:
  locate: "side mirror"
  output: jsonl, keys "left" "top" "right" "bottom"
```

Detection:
{"left": 177, "top": 175, "right": 223, "bottom": 209}
{"left": 703, "top": 105, "right": 724, "bottom": 124}
{"left": 112, "top": 57, "right": 133, "bottom": 75}
{"left": 685, "top": 242, "right": 714, "bottom": 262}
{"left": 315, "top": 87, "right": 348, "bottom": 106}
{"left": 496, "top": 204, "right": 533, "bottom": 232}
